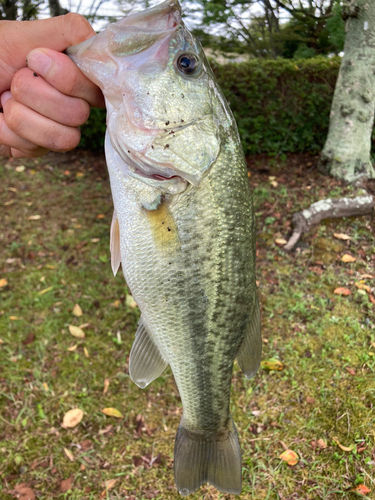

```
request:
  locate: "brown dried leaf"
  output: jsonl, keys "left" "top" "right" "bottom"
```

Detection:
{"left": 341, "top": 254, "right": 356, "bottom": 263}
{"left": 334, "top": 287, "right": 351, "bottom": 296}
{"left": 332, "top": 436, "right": 355, "bottom": 452}
{"left": 0, "top": 278, "right": 8, "bottom": 287}
{"left": 306, "top": 396, "right": 315, "bottom": 404}
{"left": 279, "top": 449, "right": 298, "bottom": 466}
{"left": 370, "top": 294, "right": 375, "bottom": 305}
{"left": 101, "top": 408, "right": 124, "bottom": 418}
{"left": 11, "top": 484, "right": 35, "bottom": 500}
{"left": 104, "top": 479, "right": 118, "bottom": 490}
{"left": 68, "top": 325, "right": 85, "bottom": 339}
{"left": 22, "top": 333, "right": 35, "bottom": 345}
{"left": 103, "top": 378, "right": 110, "bottom": 395}
{"left": 62, "top": 408, "right": 83, "bottom": 428}
{"left": 354, "top": 484, "right": 371, "bottom": 495}
{"left": 317, "top": 439, "right": 327, "bottom": 449}
{"left": 72, "top": 304, "right": 83, "bottom": 317}
{"left": 60, "top": 476, "right": 74, "bottom": 493}
{"left": 346, "top": 367, "right": 356, "bottom": 376}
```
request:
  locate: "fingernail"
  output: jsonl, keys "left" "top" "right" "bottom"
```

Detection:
{"left": 1, "top": 91, "right": 12, "bottom": 107}
{"left": 26, "top": 49, "right": 53, "bottom": 76}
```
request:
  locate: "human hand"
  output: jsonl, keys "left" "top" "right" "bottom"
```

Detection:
{"left": 0, "top": 14, "right": 105, "bottom": 158}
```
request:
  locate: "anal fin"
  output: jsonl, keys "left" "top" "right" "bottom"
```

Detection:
{"left": 129, "top": 316, "right": 168, "bottom": 389}
{"left": 110, "top": 209, "right": 121, "bottom": 276}
{"left": 236, "top": 295, "right": 262, "bottom": 379}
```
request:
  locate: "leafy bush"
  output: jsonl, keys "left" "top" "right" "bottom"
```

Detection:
{"left": 79, "top": 57, "right": 342, "bottom": 155}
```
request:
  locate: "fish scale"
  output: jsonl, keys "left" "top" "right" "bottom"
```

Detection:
{"left": 67, "top": 0, "right": 261, "bottom": 495}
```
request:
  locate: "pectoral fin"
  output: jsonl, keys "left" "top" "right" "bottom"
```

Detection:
{"left": 129, "top": 316, "right": 168, "bottom": 388}
{"left": 236, "top": 296, "right": 262, "bottom": 379}
{"left": 110, "top": 210, "right": 121, "bottom": 277}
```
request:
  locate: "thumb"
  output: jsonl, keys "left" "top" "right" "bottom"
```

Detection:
{"left": 0, "top": 14, "right": 95, "bottom": 93}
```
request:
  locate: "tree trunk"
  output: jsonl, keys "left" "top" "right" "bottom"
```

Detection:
{"left": 48, "top": 0, "right": 68, "bottom": 17}
{"left": 319, "top": 0, "right": 375, "bottom": 183}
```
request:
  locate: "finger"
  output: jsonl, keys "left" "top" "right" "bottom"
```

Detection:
{"left": 0, "top": 95, "right": 47, "bottom": 156}
{"left": 0, "top": 13, "right": 96, "bottom": 94}
{"left": 2, "top": 92, "right": 81, "bottom": 153}
{"left": 11, "top": 67, "right": 91, "bottom": 127}
{"left": 26, "top": 49, "right": 104, "bottom": 108}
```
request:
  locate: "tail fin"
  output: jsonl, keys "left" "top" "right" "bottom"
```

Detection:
{"left": 174, "top": 417, "right": 242, "bottom": 496}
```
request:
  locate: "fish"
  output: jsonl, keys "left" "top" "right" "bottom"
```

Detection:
{"left": 67, "top": 0, "right": 261, "bottom": 495}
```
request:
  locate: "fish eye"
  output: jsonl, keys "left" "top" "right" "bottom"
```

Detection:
{"left": 176, "top": 53, "right": 199, "bottom": 75}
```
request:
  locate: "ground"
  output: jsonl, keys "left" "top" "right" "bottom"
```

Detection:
{"left": 0, "top": 151, "right": 374, "bottom": 500}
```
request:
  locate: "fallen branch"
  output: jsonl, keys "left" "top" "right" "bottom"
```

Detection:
{"left": 284, "top": 195, "right": 374, "bottom": 251}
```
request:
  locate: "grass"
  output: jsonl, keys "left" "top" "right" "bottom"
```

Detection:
{"left": 0, "top": 151, "right": 374, "bottom": 499}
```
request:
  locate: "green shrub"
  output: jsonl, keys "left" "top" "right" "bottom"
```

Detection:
{"left": 79, "top": 57, "right": 342, "bottom": 155}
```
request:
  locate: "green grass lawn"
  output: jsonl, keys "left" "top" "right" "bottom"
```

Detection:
{"left": 0, "top": 151, "right": 374, "bottom": 499}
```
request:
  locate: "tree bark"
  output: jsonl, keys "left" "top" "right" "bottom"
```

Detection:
{"left": 284, "top": 194, "right": 374, "bottom": 251}
{"left": 319, "top": 0, "right": 375, "bottom": 183}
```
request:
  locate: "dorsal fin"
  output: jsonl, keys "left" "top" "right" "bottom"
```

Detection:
{"left": 110, "top": 209, "right": 121, "bottom": 276}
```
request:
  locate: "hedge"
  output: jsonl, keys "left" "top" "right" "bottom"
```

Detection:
{"left": 80, "top": 57, "right": 342, "bottom": 156}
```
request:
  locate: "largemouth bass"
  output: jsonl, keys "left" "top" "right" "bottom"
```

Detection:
{"left": 67, "top": 0, "right": 261, "bottom": 495}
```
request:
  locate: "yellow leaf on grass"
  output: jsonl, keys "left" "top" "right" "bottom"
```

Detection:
{"left": 62, "top": 408, "right": 83, "bottom": 429}
{"left": 279, "top": 449, "right": 298, "bottom": 466}
{"left": 334, "top": 287, "right": 351, "bottom": 296}
{"left": 341, "top": 254, "right": 356, "bottom": 263}
{"left": 103, "top": 378, "right": 110, "bottom": 395}
{"left": 261, "top": 359, "right": 284, "bottom": 371}
{"left": 332, "top": 436, "right": 355, "bottom": 452}
{"left": 333, "top": 233, "right": 351, "bottom": 241}
{"left": 68, "top": 325, "right": 85, "bottom": 339}
{"left": 0, "top": 278, "right": 8, "bottom": 287}
{"left": 15, "top": 165, "right": 25, "bottom": 172}
{"left": 28, "top": 215, "right": 41, "bottom": 220}
{"left": 38, "top": 286, "right": 53, "bottom": 296}
{"left": 91, "top": 238, "right": 100, "bottom": 243}
{"left": 355, "top": 282, "right": 371, "bottom": 293}
{"left": 101, "top": 408, "right": 124, "bottom": 419}
{"left": 72, "top": 304, "right": 83, "bottom": 317}
{"left": 84, "top": 347, "right": 89, "bottom": 358}
{"left": 63, "top": 447, "right": 75, "bottom": 461}
{"left": 126, "top": 295, "right": 137, "bottom": 308}
{"left": 275, "top": 238, "right": 287, "bottom": 246}
{"left": 104, "top": 479, "right": 118, "bottom": 490}
{"left": 68, "top": 345, "right": 78, "bottom": 352}
{"left": 97, "top": 214, "right": 105, "bottom": 219}
{"left": 9, "top": 316, "right": 20, "bottom": 320}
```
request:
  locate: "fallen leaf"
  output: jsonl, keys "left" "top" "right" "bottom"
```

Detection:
{"left": 334, "top": 233, "right": 351, "bottom": 241}
{"left": 369, "top": 294, "right": 375, "bottom": 305}
{"left": 68, "top": 325, "right": 85, "bottom": 339}
{"left": 60, "top": 476, "right": 74, "bottom": 493}
{"left": 261, "top": 358, "right": 284, "bottom": 371}
{"left": 126, "top": 295, "right": 137, "bottom": 308}
{"left": 80, "top": 439, "right": 92, "bottom": 451}
{"left": 270, "top": 180, "right": 278, "bottom": 187}
{"left": 99, "top": 425, "right": 113, "bottom": 435}
{"left": 104, "top": 479, "right": 118, "bottom": 490}
{"left": 62, "top": 408, "right": 83, "bottom": 428}
{"left": 334, "top": 287, "right": 351, "bottom": 296}
{"left": 103, "top": 378, "right": 110, "bottom": 395}
{"left": 76, "top": 172, "right": 84, "bottom": 178}
{"left": 101, "top": 408, "right": 124, "bottom": 418}
{"left": 38, "top": 286, "right": 53, "bottom": 296}
{"left": 78, "top": 322, "right": 90, "bottom": 329}
{"left": 341, "top": 254, "right": 356, "bottom": 263}
{"left": 4, "top": 200, "right": 15, "bottom": 206}
{"left": 112, "top": 300, "right": 121, "bottom": 308}
{"left": 346, "top": 367, "right": 356, "bottom": 376}
{"left": 360, "top": 274, "right": 374, "bottom": 279}
{"left": 355, "top": 282, "right": 371, "bottom": 293}
{"left": 317, "top": 439, "right": 327, "bottom": 449}
{"left": 22, "top": 333, "right": 36, "bottom": 345}
{"left": 63, "top": 447, "right": 74, "bottom": 461}
{"left": 67, "top": 344, "right": 78, "bottom": 352}
{"left": 332, "top": 436, "right": 355, "bottom": 452}
{"left": 0, "top": 278, "right": 8, "bottom": 287}
{"left": 97, "top": 214, "right": 105, "bottom": 219}
{"left": 15, "top": 165, "right": 25, "bottom": 172}
{"left": 306, "top": 396, "right": 315, "bottom": 404}
{"left": 91, "top": 238, "right": 100, "bottom": 243}
{"left": 9, "top": 316, "right": 21, "bottom": 320}
{"left": 64, "top": 170, "right": 70, "bottom": 175}
{"left": 279, "top": 449, "right": 298, "bottom": 466}
{"left": 275, "top": 238, "right": 287, "bottom": 246}
{"left": 84, "top": 347, "right": 89, "bottom": 358}
{"left": 42, "top": 382, "right": 49, "bottom": 391}
{"left": 28, "top": 215, "right": 41, "bottom": 220}
{"left": 72, "top": 304, "right": 83, "bottom": 317}
{"left": 354, "top": 484, "right": 371, "bottom": 495}
{"left": 11, "top": 483, "right": 35, "bottom": 500}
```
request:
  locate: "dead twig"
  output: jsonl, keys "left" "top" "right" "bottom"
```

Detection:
{"left": 284, "top": 195, "right": 374, "bottom": 251}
